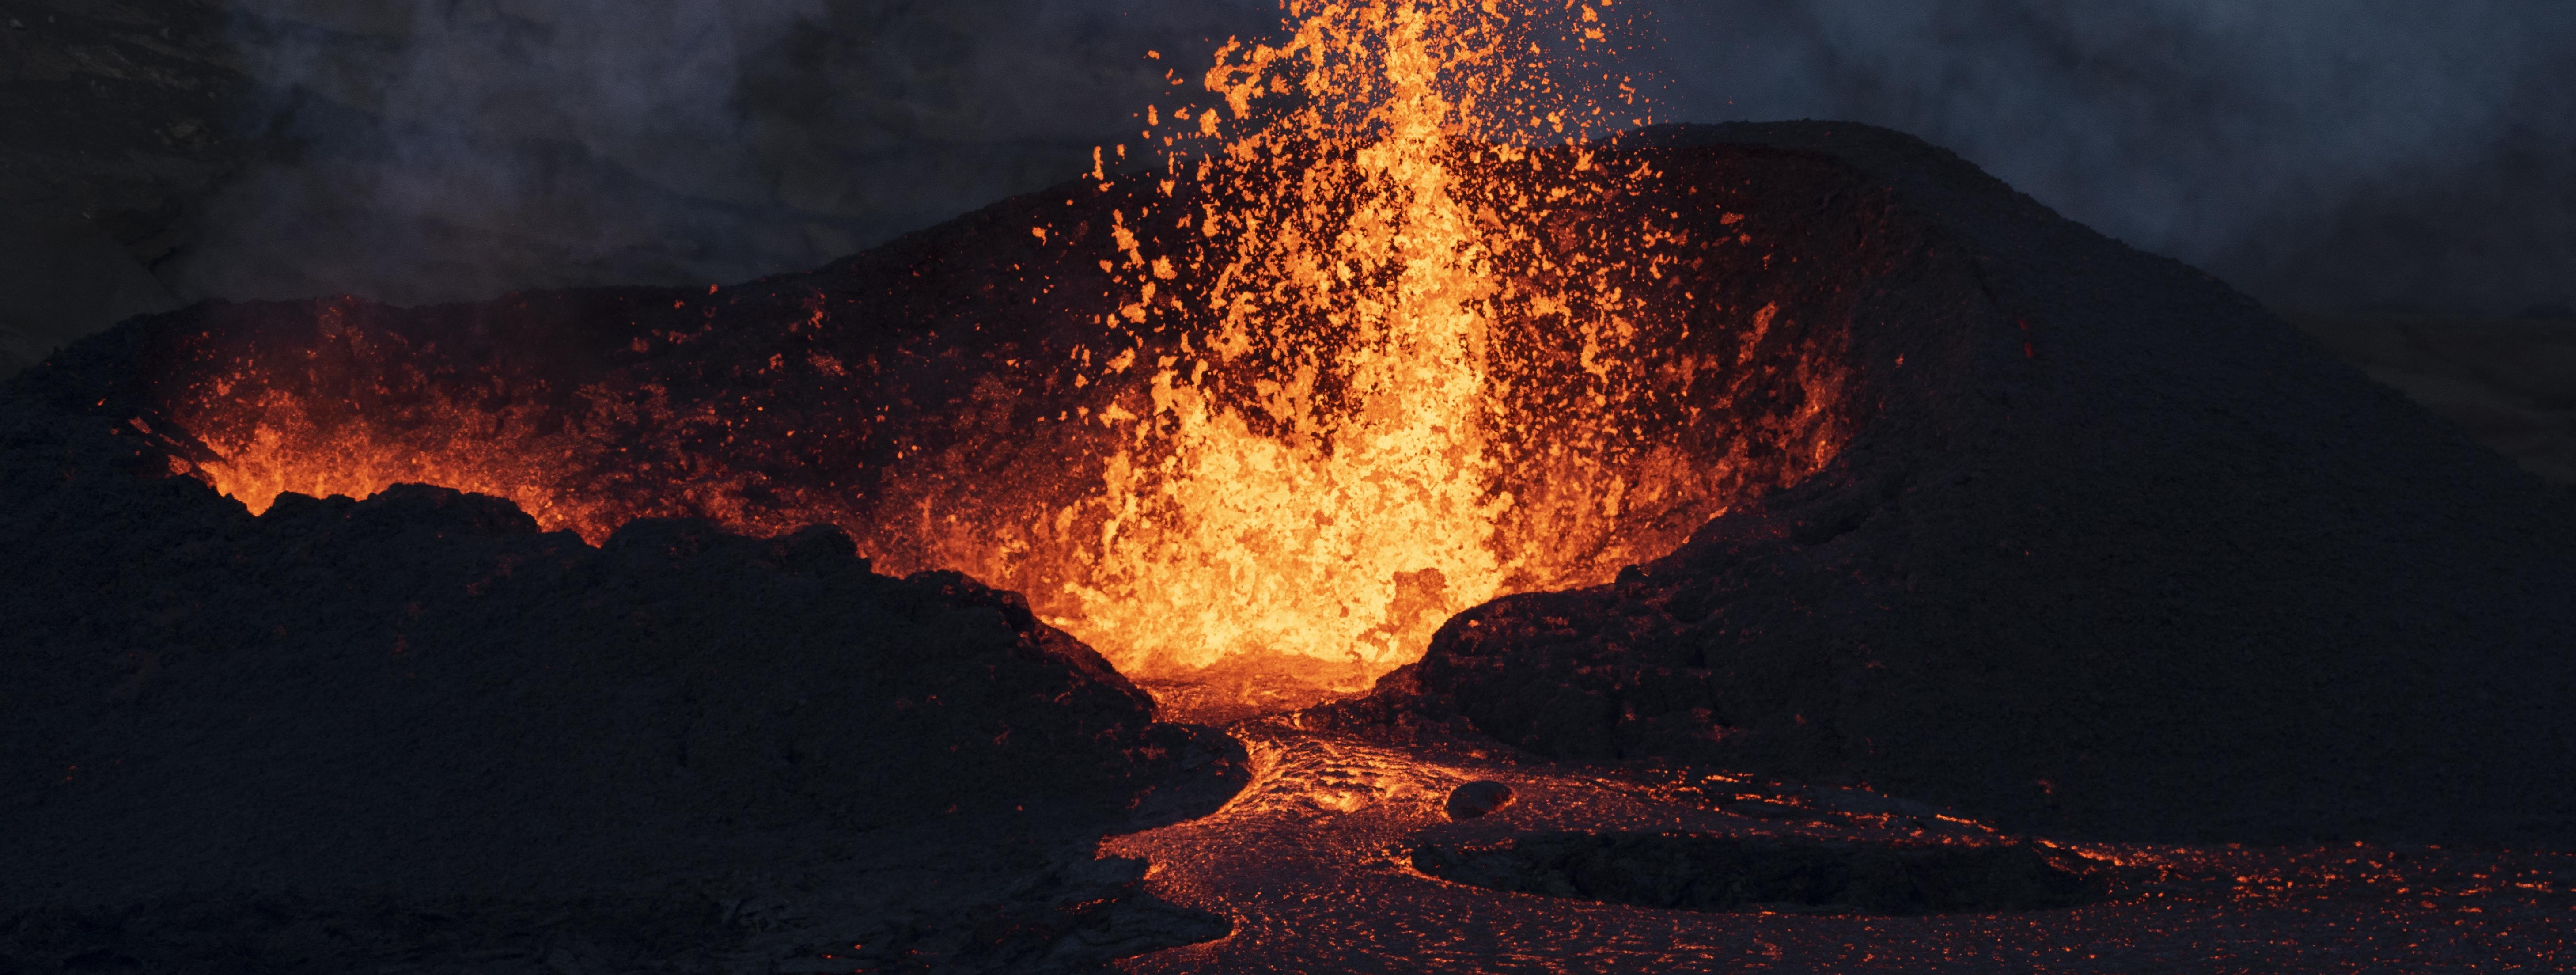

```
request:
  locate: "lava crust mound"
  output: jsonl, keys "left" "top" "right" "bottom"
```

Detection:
{"left": 1356, "top": 123, "right": 2576, "bottom": 843}
{"left": 0, "top": 395, "right": 1222, "bottom": 908}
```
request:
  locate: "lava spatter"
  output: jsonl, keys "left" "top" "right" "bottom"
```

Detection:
{"left": 167, "top": 1, "right": 1852, "bottom": 693}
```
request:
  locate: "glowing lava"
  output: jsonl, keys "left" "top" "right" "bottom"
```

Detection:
{"left": 166, "top": 0, "right": 1852, "bottom": 695}
{"left": 1058, "top": 0, "right": 1649, "bottom": 674}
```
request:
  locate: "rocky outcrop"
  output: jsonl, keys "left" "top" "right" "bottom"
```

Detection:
{"left": 1409, "top": 833, "right": 2097, "bottom": 916}
{"left": 0, "top": 386, "right": 1231, "bottom": 920}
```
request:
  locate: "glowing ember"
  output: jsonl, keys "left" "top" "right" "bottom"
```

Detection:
{"left": 168, "top": 0, "right": 1852, "bottom": 694}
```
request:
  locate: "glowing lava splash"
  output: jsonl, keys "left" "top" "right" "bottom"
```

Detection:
{"left": 1064, "top": 0, "right": 1673, "bottom": 676}
{"left": 163, "top": 0, "right": 1852, "bottom": 700}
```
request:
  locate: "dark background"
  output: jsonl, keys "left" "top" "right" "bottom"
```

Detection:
{"left": 2, "top": 0, "right": 2570, "bottom": 474}
{"left": 1654, "top": 0, "right": 2576, "bottom": 320}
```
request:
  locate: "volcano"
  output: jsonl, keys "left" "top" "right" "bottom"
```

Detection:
{"left": 19, "top": 113, "right": 2575, "bottom": 835}
{"left": 4, "top": 4, "right": 2575, "bottom": 968}
{"left": 1349, "top": 122, "right": 2576, "bottom": 844}
{"left": 6, "top": 117, "right": 2574, "bottom": 972}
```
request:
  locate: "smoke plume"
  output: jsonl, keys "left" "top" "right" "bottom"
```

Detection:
{"left": 176, "top": 0, "right": 1267, "bottom": 306}
{"left": 176, "top": 0, "right": 2573, "bottom": 315}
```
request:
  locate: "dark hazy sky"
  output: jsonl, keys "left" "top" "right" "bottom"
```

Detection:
{"left": 192, "top": 0, "right": 2574, "bottom": 315}
{"left": 1648, "top": 0, "right": 2576, "bottom": 315}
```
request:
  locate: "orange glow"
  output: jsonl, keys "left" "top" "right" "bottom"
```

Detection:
{"left": 171, "top": 0, "right": 1852, "bottom": 698}
{"left": 1051, "top": 0, "right": 1754, "bottom": 677}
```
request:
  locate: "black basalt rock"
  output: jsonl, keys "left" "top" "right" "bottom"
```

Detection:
{"left": 1411, "top": 833, "right": 2099, "bottom": 916}
{"left": 1379, "top": 122, "right": 2576, "bottom": 844}
{"left": 1445, "top": 780, "right": 1517, "bottom": 821}
{"left": 0, "top": 394, "right": 1205, "bottom": 910}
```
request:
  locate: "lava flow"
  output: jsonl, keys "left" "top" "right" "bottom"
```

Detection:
{"left": 155, "top": 0, "right": 1854, "bottom": 697}
{"left": 1103, "top": 720, "right": 2576, "bottom": 973}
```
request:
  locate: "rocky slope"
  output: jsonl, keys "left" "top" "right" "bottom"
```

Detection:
{"left": 0, "top": 377, "right": 1241, "bottom": 971}
{"left": 1352, "top": 122, "right": 2576, "bottom": 844}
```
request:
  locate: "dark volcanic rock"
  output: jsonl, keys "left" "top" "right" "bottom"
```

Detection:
{"left": 0, "top": 388, "right": 1231, "bottom": 944}
{"left": 1410, "top": 833, "right": 2098, "bottom": 916}
{"left": 1370, "top": 123, "right": 2576, "bottom": 843}
{"left": 1444, "top": 781, "right": 1516, "bottom": 821}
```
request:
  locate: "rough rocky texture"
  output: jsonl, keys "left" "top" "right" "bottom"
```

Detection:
{"left": 1364, "top": 122, "right": 2576, "bottom": 844}
{"left": 0, "top": 844, "right": 1231, "bottom": 975}
{"left": 0, "top": 384, "right": 1242, "bottom": 970}
{"left": 1409, "top": 833, "right": 2098, "bottom": 916}
{"left": 1443, "top": 781, "right": 1515, "bottom": 821}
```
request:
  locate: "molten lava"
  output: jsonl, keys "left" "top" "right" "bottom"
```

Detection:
{"left": 162, "top": 0, "right": 1853, "bottom": 694}
{"left": 1050, "top": 0, "right": 1735, "bottom": 676}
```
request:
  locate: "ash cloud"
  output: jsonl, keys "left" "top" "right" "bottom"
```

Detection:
{"left": 176, "top": 0, "right": 1269, "bottom": 306}
{"left": 1645, "top": 0, "right": 2576, "bottom": 315}
{"left": 175, "top": 0, "right": 2572, "bottom": 315}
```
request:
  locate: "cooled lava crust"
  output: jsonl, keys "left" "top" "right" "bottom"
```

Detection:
{"left": 0, "top": 393, "right": 1243, "bottom": 968}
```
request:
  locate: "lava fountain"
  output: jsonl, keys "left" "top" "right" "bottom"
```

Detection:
{"left": 154, "top": 0, "right": 1854, "bottom": 699}
{"left": 1047, "top": 0, "right": 1763, "bottom": 678}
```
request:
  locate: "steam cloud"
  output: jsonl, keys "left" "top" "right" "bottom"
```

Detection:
{"left": 178, "top": 0, "right": 2573, "bottom": 315}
